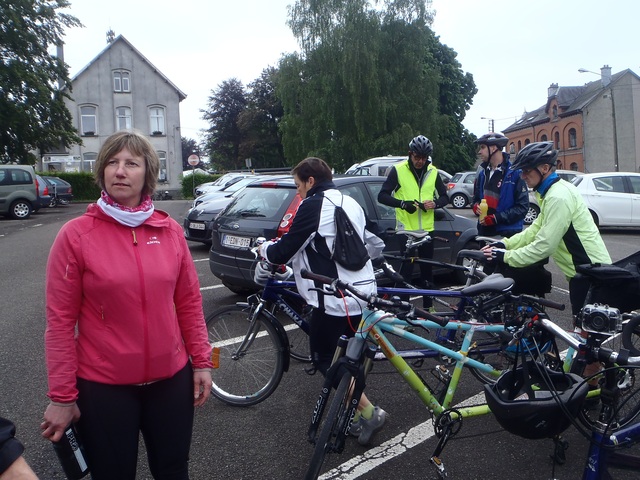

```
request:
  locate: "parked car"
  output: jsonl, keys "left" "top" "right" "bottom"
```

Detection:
{"left": 345, "top": 156, "right": 452, "bottom": 184}
{"left": 192, "top": 175, "right": 264, "bottom": 208}
{"left": 571, "top": 172, "right": 640, "bottom": 227}
{"left": 194, "top": 172, "right": 252, "bottom": 197}
{"left": 447, "top": 171, "right": 477, "bottom": 209}
{"left": 208, "top": 175, "right": 479, "bottom": 294}
{"left": 556, "top": 169, "right": 584, "bottom": 183}
{"left": 184, "top": 175, "right": 287, "bottom": 243}
{"left": 41, "top": 176, "right": 73, "bottom": 206}
{"left": 34, "top": 174, "right": 52, "bottom": 211}
{"left": 0, "top": 165, "right": 38, "bottom": 219}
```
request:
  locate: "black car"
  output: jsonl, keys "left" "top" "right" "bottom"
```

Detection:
{"left": 209, "top": 175, "right": 479, "bottom": 295}
{"left": 41, "top": 176, "right": 73, "bottom": 206}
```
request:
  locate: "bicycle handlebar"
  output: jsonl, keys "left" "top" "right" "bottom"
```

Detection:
{"left": 535, "top": 317, "right": 640, "bottom": 366}
{"left": 300, "top": 269, "right": 448, "bottom": 327}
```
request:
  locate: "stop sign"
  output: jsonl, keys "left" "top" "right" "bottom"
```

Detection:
{"left": 187, "top": 154, "right": 199, "bottom": 166}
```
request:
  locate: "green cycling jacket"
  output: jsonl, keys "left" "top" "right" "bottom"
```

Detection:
{"left": 503, "top": 178, "right": 610, "bottom": 280}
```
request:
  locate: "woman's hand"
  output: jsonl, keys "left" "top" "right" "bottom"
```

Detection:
{"left": 41, "top": 402, "right": 80, "bottom": 442}
{"left": 193, "top": 370, "right": 212, "bottom": 407}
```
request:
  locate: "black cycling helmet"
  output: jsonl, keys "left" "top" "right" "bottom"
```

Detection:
{"left": 409, "top": 135, "right": 433, "bottom": 157}
{"left": 484, "top": 360, "right": 588, "bottom": 439}
{"left": 511, "top": 141, "right": 558, "bottom": 171}
{"left": 474, "top": 132, "right": 509, "bottom": 149}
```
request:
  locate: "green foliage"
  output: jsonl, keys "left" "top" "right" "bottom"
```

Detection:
{"left": 277, "top": 0, "right": 477, "bottom": 174}
{"left": 201, "top": 79, "right": 247, "bottom": 170}
{"left": 38, "top": 171, "right": 100, "bottom": 201}
{"left": 0, "top": 0, "right": 83, "bottom": 163}
{"left": 180, "top": 173, "right": 219, "bottom": 199}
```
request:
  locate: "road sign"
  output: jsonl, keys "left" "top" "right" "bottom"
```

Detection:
{"left": 188, "top": 154, "right": 199, "bottom": 166}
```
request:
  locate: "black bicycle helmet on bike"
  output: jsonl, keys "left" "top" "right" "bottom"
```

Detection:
{"left": 484, "top": 360, "right": 588, "bottom": 439}
{"left": 474, "top": 132, "right": 509, "bottom": 149}
{"left": 510, "top": 141, "right": 558, "bottom": 171}
{"left": 409, "top": 135, "right": 433, "bottom": 157}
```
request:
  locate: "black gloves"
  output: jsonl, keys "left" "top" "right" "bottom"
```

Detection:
{"left": 490, "top": 240, "right": 506, "bottom": 249}
{"left": 490, "top": 248, "right": 506, "bottom": 263}
{"left": 400, "top": 200, "right": 417, "bottom": 214}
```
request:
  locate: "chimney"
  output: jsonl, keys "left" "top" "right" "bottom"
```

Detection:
{"left": 547, "top": 83, "right": 559, "bottom": 98}
{"left": 601, "top": 65, "right": 612, "bottom": 88}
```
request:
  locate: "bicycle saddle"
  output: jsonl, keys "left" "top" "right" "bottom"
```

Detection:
{"left": 396, "top": 230, "right": 430, "bottom": 239}
{"left": 460, "top": 273, "right": 514, "bottom": 296}
{"left": 457, "top": 249, "right": 486, "bottom": 262}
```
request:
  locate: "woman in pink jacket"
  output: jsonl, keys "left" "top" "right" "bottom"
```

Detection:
{"left": 41, "top": 130, "right": 213, "bottom": 479}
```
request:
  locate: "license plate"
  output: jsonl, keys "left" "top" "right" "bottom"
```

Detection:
{"left": 222, "top": 234, "right": 251, "bottom": 248}
{"left": 189, "top": 222, "right": 206, "bottom": 230}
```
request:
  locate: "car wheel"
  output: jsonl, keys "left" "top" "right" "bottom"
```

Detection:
{"left": 454, "top": 241, "right": 480, "bottom": 284}
{"left": 10, "top": 200, "right": 32, "bottom": 220}
{"left": 222, "top": 280, "right": 259, "bottom": 296}
{"left": 450, "top": 193, "right": 468, "bottom": 209}
{"left": 524, "top": 203, "right": 539, "bottom": 225}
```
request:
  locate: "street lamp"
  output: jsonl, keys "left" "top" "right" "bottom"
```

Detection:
{"left": 480, "top": 117, "right": 495, "bottom": 132}
{"left": 578, "top": 67, "right": 619, "bottom": 171}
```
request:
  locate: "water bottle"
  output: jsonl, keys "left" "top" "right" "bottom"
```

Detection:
{"left": 479, "top": 199, "right": 488, "bottom": 222}
{"left": 52, "top": 424, "right": 90, "bottom": 479}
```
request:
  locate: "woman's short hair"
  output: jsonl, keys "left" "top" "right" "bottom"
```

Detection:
{"left": 94, "top": 130, "right": 160, "bottom": 197}
{"left": 291, "top": 157, "right": 332, "bottom": 183}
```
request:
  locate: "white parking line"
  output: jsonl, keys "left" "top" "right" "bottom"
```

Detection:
{"left": 319, "top": 393, "right": 486, "bottom": 480}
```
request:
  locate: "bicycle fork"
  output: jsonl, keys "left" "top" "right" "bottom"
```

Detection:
{"left": 307, "top": 335, "right": 375, "bottom": 453}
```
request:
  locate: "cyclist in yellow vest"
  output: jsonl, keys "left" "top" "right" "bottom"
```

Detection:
{"left": 378, "top": 135, "right": 449, "bottom": 307}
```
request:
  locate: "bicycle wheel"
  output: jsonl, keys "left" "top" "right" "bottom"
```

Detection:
{"left": 305, "top": 372, "right": 355, "bottom": 480}
{"left": 206, "top": 304, "right": 285, "bottom": 406}
{"left": 622, "top": 314, "right": 640, "bottom": 355}
{"left": 468, "top": 331, "right": 515, "bottom": 384}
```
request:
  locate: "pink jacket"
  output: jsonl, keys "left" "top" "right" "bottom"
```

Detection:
{"left": 45, "top": 204, "right": 212, "bottom": 403}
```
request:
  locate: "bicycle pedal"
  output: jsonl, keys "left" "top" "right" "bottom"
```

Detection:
{"left": 304, "top": 365, "right": 318, "bottom": 376}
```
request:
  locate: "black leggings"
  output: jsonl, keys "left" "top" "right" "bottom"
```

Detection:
{"left": 309, "top": 308, "right": 360, "bottom": 376}
{"left": 76, "top": 363, "right": 194, "bottom": 480}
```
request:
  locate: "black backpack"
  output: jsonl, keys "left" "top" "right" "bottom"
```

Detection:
{"left": 323, "top": 194, "right": 370, "bottom": 271}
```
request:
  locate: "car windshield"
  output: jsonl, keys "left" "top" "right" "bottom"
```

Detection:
{"left": 224, "top": 186, "right": 297, "bottom": 220}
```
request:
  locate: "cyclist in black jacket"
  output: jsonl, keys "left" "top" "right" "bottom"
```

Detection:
{"left": 259, "top": 157, "right": 387, "bottom": 446}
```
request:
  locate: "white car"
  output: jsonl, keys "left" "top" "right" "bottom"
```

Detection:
{"left": 572, "top": 172, "right": 640, "bottom": 227}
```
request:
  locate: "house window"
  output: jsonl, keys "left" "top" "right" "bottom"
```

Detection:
{"left": 570, "top": 162, "right": 579, "bottom": 171}
{"left": 157, "top": 150, "right": 167, "bottom": 182}
{"left": 113, "top": 71, "right": 131, "bottom": 92}
{"left": 541, "top": 134, "right": 548, "bottom": 142}
{"left": 509, "top": 143, "right": 515, "bottom": 154}
{"left": 554, "top": 132, "right": 560, "bottom": 149}
{"left": 83, "top": 152, "right": 97, "bottom": 173}
{"left": 80, "top": 105, "right": 97, "bottom": 135}
{"left": 517, "top": 140, "right": 521, "bottom": 150}
{"left": 552, "top": 105, "right": 558, "bottom": 119}
{"left": 149, "top": 107, "right": 165, "bottom": 135}
{"left": 116, "top": 107, "right": 132, "bottom": 130}
{"left": 524, "top": 138, "right": 530, "bottom": 145}
{"left": 569, "top": 128, "right": 577, "bottom": 148}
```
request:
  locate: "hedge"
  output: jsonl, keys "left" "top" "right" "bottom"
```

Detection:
{"left": 37, "top": 171, "right": 222, "bottom": 201}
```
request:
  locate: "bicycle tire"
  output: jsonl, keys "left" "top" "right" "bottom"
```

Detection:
{"left": 622, "top": 314, "right": 640, "bottom": 356}
{"left": 567, "top": 327, "right": 640, "bottom": 430}
{"left": 305, "top": 371, "right": 355, "bottom": 480}
{"left": 468, "top": 331, "right": 515, "bottom": 384}
{"left": 206, "top": 304, "right": 285, "bottom": 406}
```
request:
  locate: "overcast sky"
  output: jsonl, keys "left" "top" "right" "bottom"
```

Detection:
{"left": 60, "top": 0, "right": 638, "bottom": 147}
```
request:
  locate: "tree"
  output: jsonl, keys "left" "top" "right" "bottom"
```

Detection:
{"left": 181, "top": 137, "right": 200, "bottom": 170}
{"left": 0, "top": 0, "right": 82, "bottom": 164}
{"left": 278, "top": 0, "right": 477, "bottom": 173}
{"left": 239, "top": 67, "right": 287, "bottom": 169}
{"left": 201, "top": 79, "right": 247, "bottom": 170}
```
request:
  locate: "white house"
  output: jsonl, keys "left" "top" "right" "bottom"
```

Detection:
{"left": 41, "top": 34, "right": 186, "bottom": 194}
